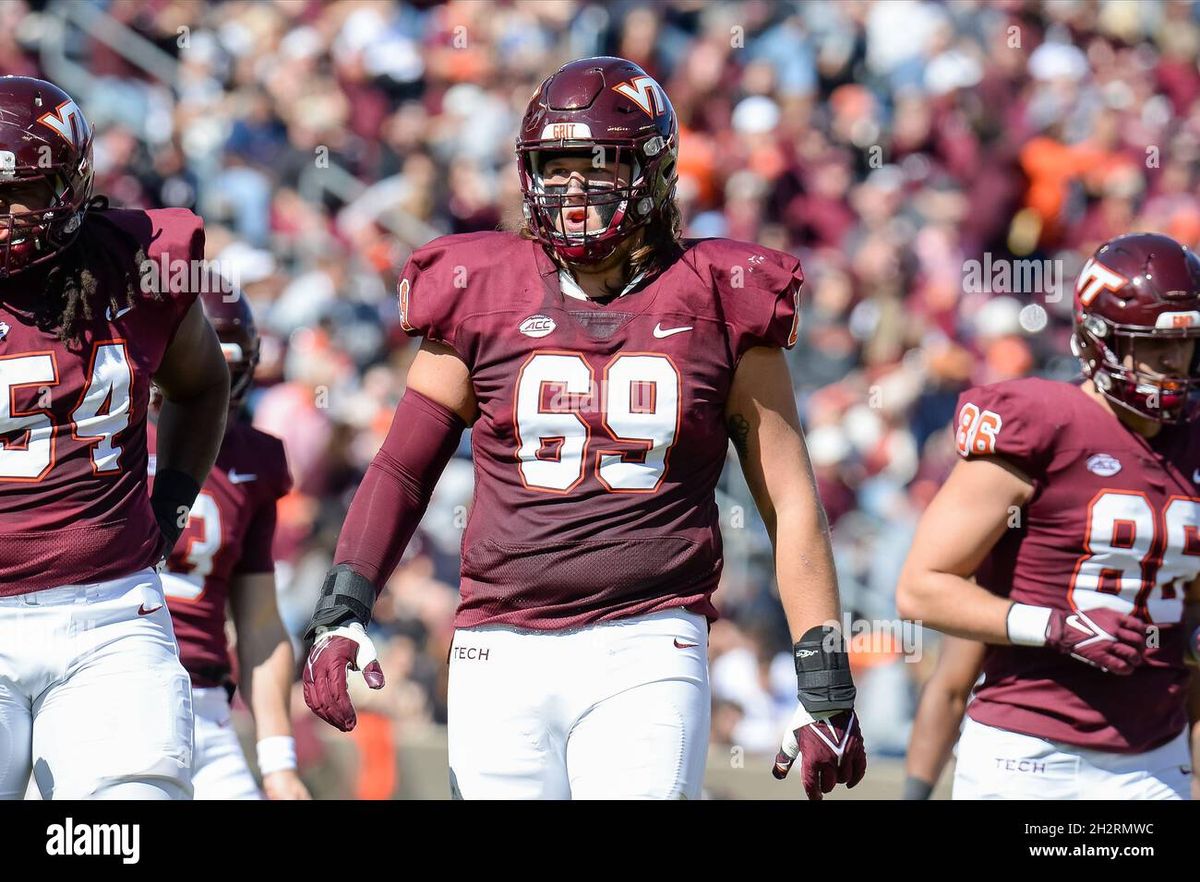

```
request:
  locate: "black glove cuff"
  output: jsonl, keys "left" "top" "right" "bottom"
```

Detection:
{"left": 151, "top": 468, "right": 201, "bottom": 555}
{"left": 302, "top": 564, "right": 377, "bottom": 643}
{"left": 793, "top": 624, "right": 857, "bottom": 713}
{"left": 902, "top": 776, "right": 934, "bottom": 800}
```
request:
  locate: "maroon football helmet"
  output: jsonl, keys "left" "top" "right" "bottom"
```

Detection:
{"left": 200, "top": 280, "right": 260, "bottom": 410}
{"left": 1071, "top": 232, "right": 1200, "bottom": 424}
{"left": 516, "top": 57, "right": 678, "bottom": 265}
{"left": 0, "top": 77, "right": 94, "bottom": 279}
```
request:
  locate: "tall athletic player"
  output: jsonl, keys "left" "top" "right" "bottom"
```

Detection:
{"left": 898, "top": 233, "right": 1200, "bottom": 799}
{"left": 301, "top": 57, "right": 866, "bottom": 799}
{"left": 0, "top": 77, "right": 228, "bottom": 799}
{"left": 152, "top": 287, "right": 310, "bottom": 800}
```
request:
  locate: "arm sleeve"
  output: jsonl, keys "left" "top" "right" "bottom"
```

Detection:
{"left": 333, "top": 388, "right": 466, "bottom": 589}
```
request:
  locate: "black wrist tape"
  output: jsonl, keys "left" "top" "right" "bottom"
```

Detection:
{"left": 793, "top": 624, "right": 857, "bottom": 713}
{"left": 303, "top": 564, "right": 377, "bottom": 644}
{"left": 151, "top": 468, "right": 201, "bottom": 555}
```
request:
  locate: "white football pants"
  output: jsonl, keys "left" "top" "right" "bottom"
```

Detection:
{"left": 447, "top": 607, "right": 711, "bottom": 799}
{"left": 0, "top": 569, "right": 193, "bottom": 799}
{"left": 191, "top": 686, "right": 263, "bottom": 800}
{"left": 953, "top": 716, "right": 1192, "bottom": 799}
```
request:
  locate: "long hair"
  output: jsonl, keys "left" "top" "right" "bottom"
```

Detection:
{"left": 519, "top": 198, "right": 684, "bottom": 296}
{"left": 34, "top": 196, "right": 156, "bottom": 348}
{"left": 624, "top": 199, "right": 684, "bottom": 284}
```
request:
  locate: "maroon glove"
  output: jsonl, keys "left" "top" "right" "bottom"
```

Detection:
{"left": 302, "top": 624, "right": 385, "bottom": 732}
{"left": 1045, "top": 607, "right": 1147, "bottom": 674}
{"left": 773, "top": 708, "right": 867, "bottom": 800}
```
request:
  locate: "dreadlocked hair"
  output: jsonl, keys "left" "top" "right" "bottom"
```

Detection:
{"left": 35, "top": 196, "right": 157, "bottom": 349}
{"left": 519, "top": 198, "right": 684, "bottom": 296}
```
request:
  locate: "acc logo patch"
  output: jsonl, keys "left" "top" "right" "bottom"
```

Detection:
{"left": 1086, "top": 453, "right": 1121, "bottom": 477}
{"left": 519, "top": 314, "right": 556, "bottom": 338}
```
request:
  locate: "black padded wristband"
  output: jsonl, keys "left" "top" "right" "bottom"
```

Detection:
{"left": 793, "top": 624, "right": 857, "bottom": 713}
{"left": 151, "top": 468, "right": 201, "bottom": 556}
{"left": 303, "top": 564, "right": 377, "bottom": 643}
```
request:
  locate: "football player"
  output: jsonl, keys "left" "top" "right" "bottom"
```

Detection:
{"left": 151, "top": 286, "right": 310, "bottom": 800}
{"left": 301, "top": 57, "right": 866, "bottom": 799}
{"left": 898, "top": 232, "right": 1200, "bottom": 799}
{"left": 0, "top": 77, "right": 229, "bottom": 800}
{"left": 902, "top": 636, "right": 985, "bottom": 799}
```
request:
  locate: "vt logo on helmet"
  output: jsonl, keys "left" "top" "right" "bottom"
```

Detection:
{"left": 516, "top": 57, "right": 678, "bottom": 266}
{"left": 0, "top": 77, "right": 94, "bottom": 279}
{"left": 1072, "top": 232, "right": 1200, "bottom": 424}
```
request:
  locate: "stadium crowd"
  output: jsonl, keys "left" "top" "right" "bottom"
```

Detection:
{"left": 5, "top": 0, "right": 1200, "bottom": 795}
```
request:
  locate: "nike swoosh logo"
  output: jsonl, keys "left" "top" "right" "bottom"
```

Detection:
{"left": 106, "top": 304, "right": 134, "bottom": 321}
{"left": 673, "top": 638, "right": 698, "bottom": 649}
{"left": 228, "top": 471, "right": 257, "bottom": 484}
{"left": 653, "top": 323, "right": 692, "bottom": 338}
{"left": 137, "top": 603, "right": 163, "bottom": 616}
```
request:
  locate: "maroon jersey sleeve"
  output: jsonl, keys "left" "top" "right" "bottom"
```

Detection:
{"left": 397, "top": 233, "right": 504, "bottom": 362}
{"left": 149, "top": 208, "right": 207, "bottom": 352}
{"left": 233, "top": 433, "right": 292, "bottom": 575}
{"left": 953, "top": 380, "right": 1058, "bottom": 482}
{"left": 701, "top": 240, "right": 803, "bottom": 360}
{"left": 98, "top": 208, "right": 206, "bottom": 369}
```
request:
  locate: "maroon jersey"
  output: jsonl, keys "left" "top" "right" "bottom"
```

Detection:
{"left": 0, "top": 208, "right": 203, "bottom": 596}
{"left": 957, "top": 377, "right": 1200, "bottom": 753}
{"left": 399, "top": 232, "right": 801, "bottom": 630}
{"left": 151, "top": 419, "right": 291, "bottom": 687}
